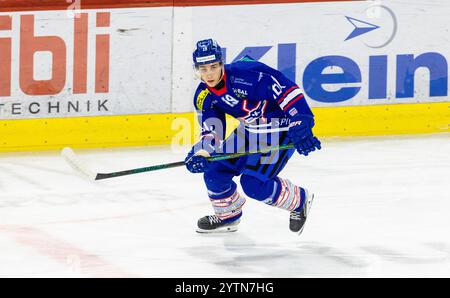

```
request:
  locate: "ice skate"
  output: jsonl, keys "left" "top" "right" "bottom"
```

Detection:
{"left": 289, "top": 189, "right": 314, "bottom": 235}
{"left": 196, "top": 215, "right": 240, "bottom": 233}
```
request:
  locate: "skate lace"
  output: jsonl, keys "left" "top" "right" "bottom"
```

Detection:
{"left": 290, "top": 211, "right": 302, "bottom": 220}
{"left": 208, "top": 215, "right": 222, "bottom": 224}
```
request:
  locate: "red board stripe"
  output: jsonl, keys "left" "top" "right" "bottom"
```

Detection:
{"left": 0, "top": 0, "right": 362, "bottom": 12}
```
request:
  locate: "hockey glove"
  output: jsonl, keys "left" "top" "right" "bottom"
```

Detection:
{"left": 185, "top": 150, "right": 211, "bottom": 173}
{"left": 185, "top": 136, "right": 217, "bottom": 173}
{"left": 288, "top": 115, "right": 321, "bottom": 156}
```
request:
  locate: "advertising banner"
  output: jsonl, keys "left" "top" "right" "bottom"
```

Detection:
{"left": 173, "top": 0, "right": 450, "bottom": 112}
{"left": 0, "top": 7, "right": 173, "bottom": 119}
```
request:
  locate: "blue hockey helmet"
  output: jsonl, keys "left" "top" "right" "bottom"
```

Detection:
{"left": 192, "top": 39, "right": 223, "bottom": 67}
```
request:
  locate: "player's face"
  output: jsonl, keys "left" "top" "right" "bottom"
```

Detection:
{"left": 197, "top": 62, "right": 223, "bottom": 87}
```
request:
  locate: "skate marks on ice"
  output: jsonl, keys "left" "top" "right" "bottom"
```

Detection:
{"left": 0, "top": 190, "right": 207, "bottom": 228}
{"left": 0, "top": 188, "right": 168, "bottom": 208}
{"left": 186, "top": 234, "right": 450, "bottom": 277}
{"left": 186, "top": 234, "right": 371, "bottom": 277}
{"left": 0, "top": 164, "right": 53, "bottom": 192}
{"left": 2, "top": 160, "right": 76, "bottom": 178}
{"left": 360, "top": 243, "right": 450, "bottom": 265}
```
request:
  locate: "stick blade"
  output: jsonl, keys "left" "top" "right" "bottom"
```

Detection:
{"left": 61, "top": 147, "right": 96, "bottom": 181}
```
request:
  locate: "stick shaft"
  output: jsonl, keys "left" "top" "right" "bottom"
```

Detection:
{"left": 95, "top": 161, "right": 185, "bottom": 180}
{"left": 95, "top": 143, "right": 294, "bottom": 180}
{"left": 208, "top": 143, "right": 294, "bottom": 162}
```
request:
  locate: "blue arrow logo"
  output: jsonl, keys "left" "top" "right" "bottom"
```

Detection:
{"left": 345, "top": 16, "right": 380, "bottom": 41}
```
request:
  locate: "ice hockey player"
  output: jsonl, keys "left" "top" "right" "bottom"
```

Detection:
{"left": 185, "top": 39, "right": 321, "bottom": 234}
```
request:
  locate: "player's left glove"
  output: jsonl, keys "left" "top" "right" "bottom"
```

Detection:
{"left": 288, "top": 115, "right": 321, "bottom": 156}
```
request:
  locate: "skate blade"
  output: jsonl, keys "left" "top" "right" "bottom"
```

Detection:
{"left": 297, "top": 192, "right": 314, "bottom": 236}
{"left": 196, "top": 225, "right": 239, "bottom": 234}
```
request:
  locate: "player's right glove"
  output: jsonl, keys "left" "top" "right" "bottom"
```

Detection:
{"left": 185, "top": 149, "right": 211, "bottom": 173}
{"left": 287, "top": 115, "right": 321, "bottom": 156}
{"left": 185, "top": 135, "right": 217, "bottom": 173}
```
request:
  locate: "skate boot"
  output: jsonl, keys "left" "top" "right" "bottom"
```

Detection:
{"left": 289, "top": 189, "right": 314, "bottom": 234}
{"left": 196, "top": 215, "right": 240, "bottom": 233}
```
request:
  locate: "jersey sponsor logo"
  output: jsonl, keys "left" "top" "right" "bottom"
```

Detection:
{"left": 289, "top": 120, "right": 302, "bottom": 128}
{"left": 232, "top": 88, "right": 248, "bottom": 99}
{"left": 196, "top": 89, "right": 210, "bottom": 110}
{"left": 233, "top": 77, "right": 253, "bottom": 86}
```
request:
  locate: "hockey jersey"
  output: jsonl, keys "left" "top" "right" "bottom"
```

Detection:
{"left": 193, "top": 57, "right": 314, "bottom": 145}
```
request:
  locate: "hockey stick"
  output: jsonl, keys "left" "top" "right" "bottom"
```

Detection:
{"left": 62, "top": 144, "right": 294, "bottom": 181}
{"left": 61, "top": 147, "right": 97, "bottom": 181}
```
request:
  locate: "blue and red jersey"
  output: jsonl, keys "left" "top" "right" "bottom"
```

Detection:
{"left": 193, "top": 57, "right": 314, "bottom": 142}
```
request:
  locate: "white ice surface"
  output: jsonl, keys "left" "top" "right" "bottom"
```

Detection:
{"left": 0, "top": 134, "right": 449, "bottom": 277}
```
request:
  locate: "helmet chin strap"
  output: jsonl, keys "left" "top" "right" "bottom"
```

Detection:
{"left": 218, "top": 66, "right": 225, "bottom": 82}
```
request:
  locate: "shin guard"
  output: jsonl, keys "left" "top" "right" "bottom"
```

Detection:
{"left": 208, "top": 184, "right": 246, "bottom": 222}
{"left": 270, "top": 177, "right": 305, "bottom": 212}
